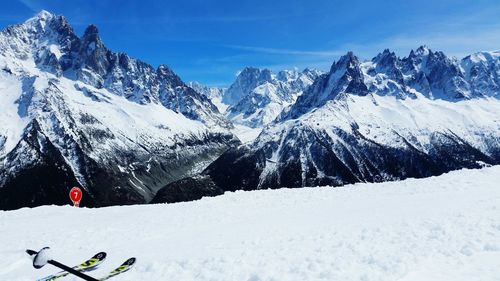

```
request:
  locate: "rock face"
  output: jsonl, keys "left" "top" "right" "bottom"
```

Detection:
{"left": 0, "top": 11, "right": 238, "bottom": 210}
{"left": 150, "top": 175, "right": 223, "bottom": 204}
{"left": 154, "top": 48, "right": 500, "bottom": 203}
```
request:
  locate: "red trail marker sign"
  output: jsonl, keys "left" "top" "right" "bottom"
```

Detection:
{"left": 69, "top": 187, "right": 82, "bottom": 207}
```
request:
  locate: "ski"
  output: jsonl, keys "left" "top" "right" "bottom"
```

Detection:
{"left": 98, "top": 257, "right": 136, "bottom": 281}
{"left": 27, "top": 250, "right": 107, "bottom": 281}
{"left": 28, "top": 248, "right": 135, "bottom": 281}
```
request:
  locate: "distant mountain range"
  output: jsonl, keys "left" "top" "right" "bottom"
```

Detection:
{"left": 189, "top": 67, "right": 322, "bottom": 128}
{"left": 154, "top": 49, "right": 500, "bottom": 202}
{"left": 0, "top": 11, "right": 499, "bottom": 209}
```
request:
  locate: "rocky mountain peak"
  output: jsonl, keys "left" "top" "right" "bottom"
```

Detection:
{"left": 332, "top": 51, "right": 358, "bottom": 69}
{"left": 331, "top": 52, "right": 365, "bottom": 88}
{"left": 373, "top": 49, "right": 398, "bottom": 64}
{"left": 370, "top": 49, "right": 403, "bottom": 83}
{"left": 83, "top": 24, "right": 99, "bottom": 39}
{"left": 277, "top": 69, "right": 299, "bottom": 81}
{"left": 223, "top": 67, "right": 272, "bottom": 104}
{"left": 157, "top": 64, "right": 183, "bottom": 86}
{"left": 81, "top": 24, "right": 105, "bottom": 53}
{"left": 0, "top": 11, "right": 240, "bottom": 210}
{"left": 78, "top": 24, "right": 109, "bottom": 77}
{"left": 415, "top": 45, "right": 431, "bottom": 56}
{"left": 23, "top": 10, "right": 70, "bottom": 36}
{"left": 240, "top": 66, "right": 273, "bottom": 81}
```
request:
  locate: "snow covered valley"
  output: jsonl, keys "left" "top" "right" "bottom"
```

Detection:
{"left": 1, "top": 166, "right": 499, "bottom": 280}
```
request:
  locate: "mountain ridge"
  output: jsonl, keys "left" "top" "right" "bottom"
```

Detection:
{"left": 154, "top": 47, "right": 500, "bottom": 203}
{"left": 0, "top": 11, "right": 238, "bottom": 210}
{"left": 1, "top": 11, "right": 499, "bottom": 209}
{"left": 191, "top": 67, "right": 322, "bottom": 128}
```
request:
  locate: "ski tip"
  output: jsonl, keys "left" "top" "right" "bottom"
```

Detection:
{"left": 93, "top": 252, "right": 107, "bottom": 260}
{"left": 124, "top": 257, "right": 136, "bottom": 266}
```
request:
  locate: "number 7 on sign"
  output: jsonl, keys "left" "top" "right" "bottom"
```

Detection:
{"left": 69, "top": 187, "right": 83, "bottom": 207}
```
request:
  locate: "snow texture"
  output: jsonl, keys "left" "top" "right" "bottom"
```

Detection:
{"left": 0, "top": 166, "right": 499, "bottom": 280}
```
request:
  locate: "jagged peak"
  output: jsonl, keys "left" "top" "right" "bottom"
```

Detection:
{"left": 22, "top": 10, "right": 58, "bottom": 29}
{"left": 0, "top": 10, "right": 77, "bottom": 56}
{"left": 240, "top": 66, "right": 273, "bottom": 75}
{"left": 373, "top": 48, "right": 396, "bottom": 60}
{"left": 83, "top": 24, "right": 99, "bottom": 37}
{"left": 81, "top": 24, "right": 104, "bottom": 54}
{"left": 330, "top": 51, "right": 360, "bottom": 73}
{"left": 411, "top": 45, "right": 432, "bottom": 57}
{"left": 157, "top": 64, "right": 175, "bottom": 74}
{"left": 339, "top": 51, "right": 359, "bottom": 63}
{"left": 240, "top": 66, "right": 260, "bottom": 72}
{"left": 372, "top": 49, "right": 399, "bottom": 69}
{"left": 409, "top": 46, "right": 448, "bottom": 63}
{"left": 8, "top": 10, "right": 76, "bottom": 41}
{"left": 235, "top": 66, "right": 273, "bottom": 82}
{"left": 82, "top": 24, "right": 102, "bottom": 44}
{"left": 235, "top": 66, "right": 256, "bottom": 77}
{"left": 236, "top": 66, "right": 261, "bottom": 77}
{"left": 157, "top": 64, "right": 183, "bottom": 86}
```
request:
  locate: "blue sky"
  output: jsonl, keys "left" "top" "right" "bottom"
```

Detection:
{"left": 2, "top": 0, "right": 500, "bottom": 86}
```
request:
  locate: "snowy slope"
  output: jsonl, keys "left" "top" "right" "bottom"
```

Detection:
{"left": 231, "top": 124, "right": 262, "bottom": 144}
{"left": 1, "top": 166, "right": 499, "bottom": 281}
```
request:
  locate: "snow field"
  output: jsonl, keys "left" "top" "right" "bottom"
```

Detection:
{"left": 0, "top": 166, "right": 499, "bottom": 280}
{"left": 231, "top": 124, "right": 262, "bottom": 144}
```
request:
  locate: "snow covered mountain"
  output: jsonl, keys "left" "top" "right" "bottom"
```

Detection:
{"left": 0, "top": 11, "right": 238, "bottom": 210}
{"left": 154, "top": 47, "right": 500, "bottom": 201}
{"left": 461, "top": 51, "right": 500, "bottom": 98}
{"left": 224, "top": 67, "right": 321, "bottom": 127}
{"left": 187, "top": 81, "right": 228, "bottom": 113}
{"left": 191, "top": 68, "right": 321, "bottom": 128}
{"left": 2, "top": 11, "right": 500, "bottom": 210}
